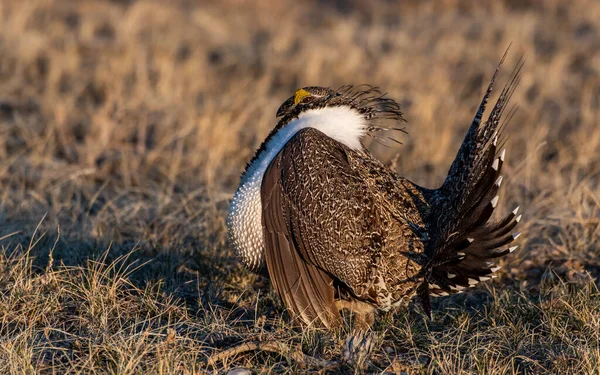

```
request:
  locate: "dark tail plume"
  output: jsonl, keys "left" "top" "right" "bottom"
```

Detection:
{"left": 417, "top": 48, "right": 524, "bottom": 318}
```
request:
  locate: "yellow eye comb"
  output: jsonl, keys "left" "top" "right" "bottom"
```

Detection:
{"left": 293, "top": 89, "right": 311, "bottom": 105}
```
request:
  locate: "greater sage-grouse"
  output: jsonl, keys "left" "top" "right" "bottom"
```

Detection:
{"left": 227, "top": 53, "right": 522, "bottom": 329}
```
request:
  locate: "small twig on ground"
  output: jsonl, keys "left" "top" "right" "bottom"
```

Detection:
{"left": 207, "top": 341, "right": 339, "bottom": 368}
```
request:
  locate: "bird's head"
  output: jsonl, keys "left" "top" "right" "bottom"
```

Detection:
{"left": 275, "top": 85, "right": 406, "bottom": 136}
{"left": 276, "top": 86, "right": 337, "bottom": 117}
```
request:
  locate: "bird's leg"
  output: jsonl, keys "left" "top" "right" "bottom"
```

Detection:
{"left": 336, "top": 300, "right": 377, "bottom": 371}
{"left": 335, "top": 299, "right": 376, "bottom": 330}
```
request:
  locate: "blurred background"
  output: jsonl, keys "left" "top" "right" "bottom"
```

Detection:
{"left": 1, "top": 0, "right": 599, "bottom": 373}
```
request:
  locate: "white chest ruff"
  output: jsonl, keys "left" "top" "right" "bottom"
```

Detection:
{"left": 226, "top": 106, "right": 367, "bottom": 272}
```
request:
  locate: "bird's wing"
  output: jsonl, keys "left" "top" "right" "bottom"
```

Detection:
{"left": 261, "top": 127, "right": 386, "bottom": 327}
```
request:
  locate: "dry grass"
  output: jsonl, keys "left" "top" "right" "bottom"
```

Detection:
{"left": 0, "top": 0, "right": 599, "bottom": 373}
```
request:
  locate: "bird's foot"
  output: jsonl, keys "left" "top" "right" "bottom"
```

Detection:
{"left": 342, "top": 331, "right": 376, "bottom": 371}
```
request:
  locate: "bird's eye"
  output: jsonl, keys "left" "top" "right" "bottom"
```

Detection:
{"left": 301, "top": 96, "right": 314, "bottom": 104}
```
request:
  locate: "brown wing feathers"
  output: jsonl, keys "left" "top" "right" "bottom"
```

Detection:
{"left": 261, "top": 137, "right": 342, "bottom": 328}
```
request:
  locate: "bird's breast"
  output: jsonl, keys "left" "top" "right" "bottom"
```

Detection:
{"left": 227, "top": 174, "right": 265, "bottom": 272}
{"left": 227, "top": 106, "right": 368, "bottom": 272}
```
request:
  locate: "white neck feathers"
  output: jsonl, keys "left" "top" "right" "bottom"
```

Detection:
{"left": 245, "top": 106, "right": 367, "bottom": 182}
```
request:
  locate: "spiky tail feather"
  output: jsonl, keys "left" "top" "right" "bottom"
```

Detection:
{"left": 417, "top": 49, "right": 524, "bottom": 318}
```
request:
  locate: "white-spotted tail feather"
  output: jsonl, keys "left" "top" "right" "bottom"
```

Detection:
{"left": 419, "top": 49, "right": 523, "bottom": 311}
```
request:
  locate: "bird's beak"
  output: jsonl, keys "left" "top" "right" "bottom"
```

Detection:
{"left": 276, "top": 96, "right": 295, "bottom": 117}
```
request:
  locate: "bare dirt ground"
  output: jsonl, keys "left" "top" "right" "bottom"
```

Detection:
{"left": 0, "top": 0, "right": 599, "bottom": 373}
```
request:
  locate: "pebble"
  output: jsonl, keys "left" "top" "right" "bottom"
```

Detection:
{"left": 227, "top": 368, "right": 252, "bottom": 375}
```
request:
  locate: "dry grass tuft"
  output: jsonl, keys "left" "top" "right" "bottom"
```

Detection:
{"left": 1, "top": 0, "right": 599, "bottom": 373}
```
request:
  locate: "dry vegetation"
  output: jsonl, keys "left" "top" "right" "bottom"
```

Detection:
{"left": 0, "top": 0, "right": 599, "bottom": 373}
